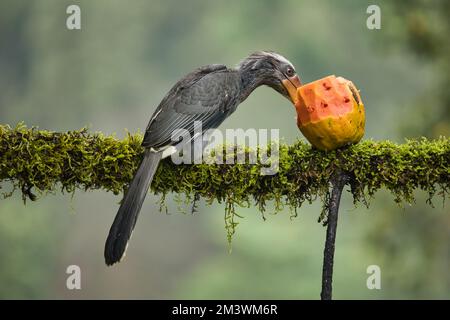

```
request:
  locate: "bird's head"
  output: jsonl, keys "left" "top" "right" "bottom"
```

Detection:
{"left": 238, "top": 51, "right": 302, "bottom": 103}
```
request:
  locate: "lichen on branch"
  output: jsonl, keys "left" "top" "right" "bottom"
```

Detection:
{"left": 1, "top": 123, "right": 449, "bottom": 240}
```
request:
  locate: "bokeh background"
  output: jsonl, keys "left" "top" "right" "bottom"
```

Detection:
{"left": 0, "top": 0, "right": 449, "bottom": 299}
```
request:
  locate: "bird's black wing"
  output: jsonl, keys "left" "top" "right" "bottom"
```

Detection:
{"left": 142, "top": 65, "right": 241, "bottom": 149}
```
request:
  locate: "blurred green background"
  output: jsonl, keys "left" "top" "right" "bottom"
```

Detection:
{"left": 0, "top": 0, "right": 449, "bottom": 299}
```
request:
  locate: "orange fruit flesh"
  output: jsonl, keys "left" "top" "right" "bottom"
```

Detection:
{"left": 295, "top": 75, "right": 365, "bottom": 151}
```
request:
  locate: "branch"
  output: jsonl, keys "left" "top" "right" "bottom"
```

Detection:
{"left": 1, "top": 124, "right": 448, "bottom": 210}
{"left": 0, "top": 123, "right": 449, "bottom": 298}
{"left": 320, "top": 171, "right": 349, "bottom": 300}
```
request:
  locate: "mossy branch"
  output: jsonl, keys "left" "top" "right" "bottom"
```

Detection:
{"left": 1, "top": 123, "right": 449, "bottom": 228}
{"left": 1, "top": 123, "right": 449, "bottom": 299}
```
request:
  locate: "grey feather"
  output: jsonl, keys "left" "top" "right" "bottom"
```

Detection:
{"left": 104, "top": 150, "right": 162, "bottom": 265}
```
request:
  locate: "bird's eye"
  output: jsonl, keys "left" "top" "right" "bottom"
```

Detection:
{"left": 286, "top": 67, "right": 295, "bottom": 77}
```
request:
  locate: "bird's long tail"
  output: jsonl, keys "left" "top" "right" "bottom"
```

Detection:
{"left": 104, "top": 149, "right": 162, "bottom": 266}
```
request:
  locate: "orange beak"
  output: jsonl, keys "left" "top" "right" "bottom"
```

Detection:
{"left": 282, "top": 75, "right": 302, "bottom": 104}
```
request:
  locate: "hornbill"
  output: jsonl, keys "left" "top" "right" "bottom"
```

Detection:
{"left": 104, "top": 51, "right": 301, "bottom": 265}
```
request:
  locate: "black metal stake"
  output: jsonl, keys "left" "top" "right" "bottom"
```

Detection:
{"left": 320, "top": 172, "right": 349, "bottom": 300}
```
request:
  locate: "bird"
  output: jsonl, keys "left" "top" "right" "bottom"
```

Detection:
{"left": 104, "top": 51, "right": 302, "bottom": 265}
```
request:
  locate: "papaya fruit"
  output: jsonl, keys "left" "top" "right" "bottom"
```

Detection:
{"left": 293, "top": 75, "right": 365, "bottom": 151}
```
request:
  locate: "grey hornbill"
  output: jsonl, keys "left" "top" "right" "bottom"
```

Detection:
{"left": 104, "top": 51, "right": 301, "bottom": 265}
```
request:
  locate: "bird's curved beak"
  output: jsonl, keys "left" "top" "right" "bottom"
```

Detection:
{"left": 282, "top": 75, "right": 302, "bottom": 104}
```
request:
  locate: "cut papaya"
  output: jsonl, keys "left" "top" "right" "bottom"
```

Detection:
{"left": 293, "top": 75, "right": 365, "bottom": 151}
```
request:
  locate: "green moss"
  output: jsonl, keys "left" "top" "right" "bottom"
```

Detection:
{"left": 1, "top": 123, "right": 449, "bottom": 243}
